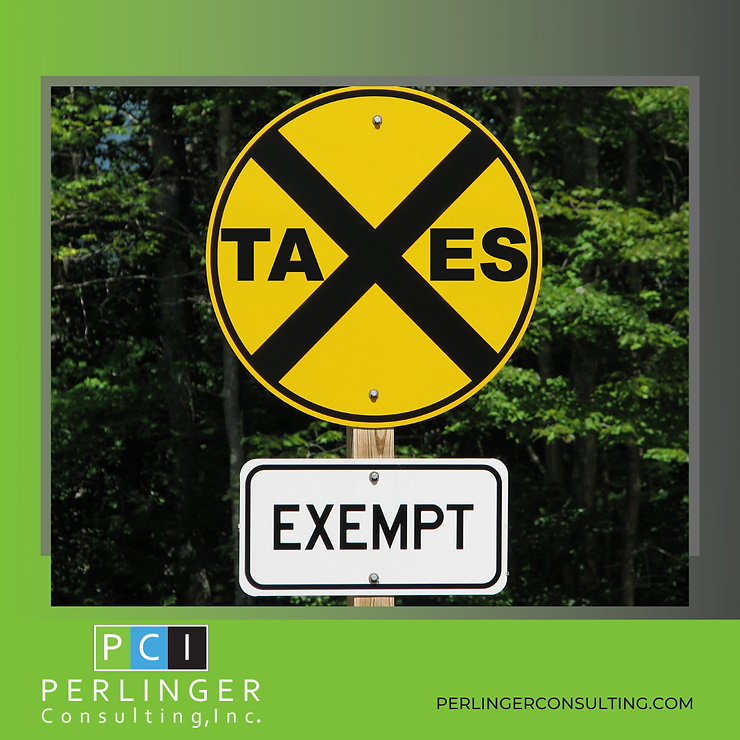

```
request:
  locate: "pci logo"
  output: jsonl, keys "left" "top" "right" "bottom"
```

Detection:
{"left": 94, "top": 625, "right": 208, "bottom": 671}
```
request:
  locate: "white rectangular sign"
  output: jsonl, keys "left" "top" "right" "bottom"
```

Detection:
{"left": 239, "top": 458, "right": 508, "bottom": 597}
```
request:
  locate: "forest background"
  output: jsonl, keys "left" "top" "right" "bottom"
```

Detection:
{"left": 50, "top": 85, "right": 689, "bottom": 608}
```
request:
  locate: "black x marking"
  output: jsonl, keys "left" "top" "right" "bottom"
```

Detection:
{"left": 225, "top": 122, "right": 504, "bottom": 386}
{"left": 305, "top": 504, "right": 334, "bottom": 550}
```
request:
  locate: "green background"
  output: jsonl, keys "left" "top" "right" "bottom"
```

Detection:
{"left": 3, "top": 1, "right": 738, "bottom": 736}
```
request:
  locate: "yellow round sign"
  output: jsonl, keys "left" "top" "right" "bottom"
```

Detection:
{"left": 207, "top": 87, "right": 541, "bottom": 428}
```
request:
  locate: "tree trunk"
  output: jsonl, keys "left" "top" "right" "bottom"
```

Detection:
{"left": 149, "top": 88, "right": 211, "bottom": 606}
{"left": 625, "top": 128, "right": 638, "bottom": 205}
{"left": 570, "top": 97, "right": 601, "bottom": 599}
{"left": 216, "top": 101, "right": 252, "bottom": 606}
{"left": 560, "top": 88, "right": 600, "bottom": 189}
{"left": 509, "top": 86, "right": 533, "bottom": 185}
{"left": 223, "top": 339, "right": 250, "bottom": 605}
{"left": 620, "top": 129, "right": 642, "bottom": 605}
{"left": 582, "top": 88, "right": 599, "bottom": 189}
{"left": 573, "top": 429, "right": 599, "bottom": 597}
{"left": 621, "top": 445, "right": 642, "bottom": 605}
{"left": 570, "top": 341, "right": 599, "bottom": 598}
{"left": 537, "top": 337, "right": 575, "bottom": 592}
{"left": 538, "top": 339, "right": 567, "bottom": 498}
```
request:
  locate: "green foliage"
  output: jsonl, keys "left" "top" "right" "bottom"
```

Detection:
{"left": 51, "top": 86, "right": 688, "bottom": 607}
{"left": 246, "top": 421, "right": 346, "bottom": 460}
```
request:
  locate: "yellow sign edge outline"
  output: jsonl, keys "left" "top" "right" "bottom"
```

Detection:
{"left": 206, "top": 86, "right": 542, "bottom": 428}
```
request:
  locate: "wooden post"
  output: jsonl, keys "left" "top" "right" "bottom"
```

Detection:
{"left": 346, "top": 427, "right": 395, "bottom": 607}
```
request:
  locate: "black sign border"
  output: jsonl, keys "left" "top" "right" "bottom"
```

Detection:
{"left": 242, "top": 461, "right": 505, "bottom": 593}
